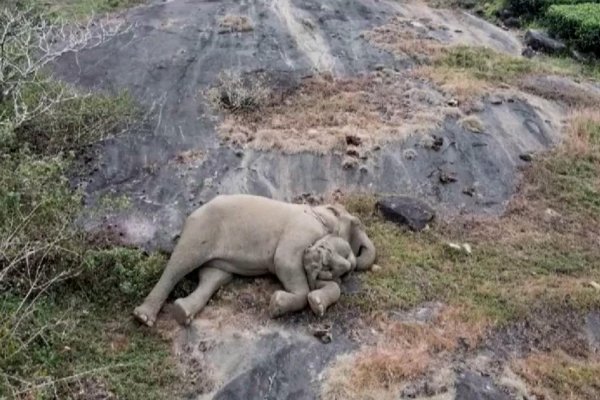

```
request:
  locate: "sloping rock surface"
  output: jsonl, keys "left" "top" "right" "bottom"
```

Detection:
{"left": 53, "top": 0, "right": 563, "bottom": 251}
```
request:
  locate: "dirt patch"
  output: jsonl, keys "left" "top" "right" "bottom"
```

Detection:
{"left": 216, "top": 71, "right": 461, "bottom": 154}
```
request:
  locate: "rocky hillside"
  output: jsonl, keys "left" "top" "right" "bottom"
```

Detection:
{"left": 2, "top": 0, "right": 600, "bottom": 399}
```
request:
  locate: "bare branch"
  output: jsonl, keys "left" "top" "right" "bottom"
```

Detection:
{"left": 0, "top": 8, "right": 131, "bottom": 128}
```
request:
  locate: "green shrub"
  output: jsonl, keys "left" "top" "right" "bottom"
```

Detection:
{"left": 81, "top": 248, "right": 166, "bottom": 304}
{"left": 505, "top": 0, "right": 598, "bottom": 19}
{"left": 14, "top": 86, "right": 138, "bottom": 155}
{"left": 547, "top": 3, "right": 600, "bottom": 54}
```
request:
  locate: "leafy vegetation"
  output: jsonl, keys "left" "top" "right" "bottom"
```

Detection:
{"left": 0, "top": 5, "right": 175, "bottom": 399}
{"left": 31, "top": 0, "right": 145, "bottom": 19}
{"left": 505, "top": 0, "right": 598, "bottom": 20}
{"left": 547, "top": 3, "right": 600, "bottom": 55}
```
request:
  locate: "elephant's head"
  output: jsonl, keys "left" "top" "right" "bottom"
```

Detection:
{"left": 316, "top": 204, "right": 376, "bottom": 271}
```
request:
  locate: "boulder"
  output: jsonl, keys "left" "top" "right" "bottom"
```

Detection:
{"left": 376, "top": 196, "right": 435, "bottom": 231}
{"left": 524, "top": 30, "right": 566, "bottom": 55}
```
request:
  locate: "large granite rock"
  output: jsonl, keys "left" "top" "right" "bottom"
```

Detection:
{"left": 524, "top": 29, "right": 566, "bottom": 55}
{"left": 376, "top": 196, "right": 435, "bottom": 231}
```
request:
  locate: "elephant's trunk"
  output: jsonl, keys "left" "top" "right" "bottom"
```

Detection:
{"left": 351, "top": 229, "right": 376, "bottom": 271}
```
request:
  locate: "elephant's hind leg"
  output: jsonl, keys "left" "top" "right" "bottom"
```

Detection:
{"left": 133, "top": 224, "right": 211, "bottom": 327}
{"left": 172, "top": 266, "right": 232, "bottom": 326}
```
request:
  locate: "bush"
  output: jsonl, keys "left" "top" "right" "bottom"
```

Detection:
{"left": 206, "top": 70, "right": 270, "bottom": 113}
{"left": 505, "top": 0, "right": 598, "bottom": 19}
{"left": 547, "top": 3, "right": 600, "bottom": 54}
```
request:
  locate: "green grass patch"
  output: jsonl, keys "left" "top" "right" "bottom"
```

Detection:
{"left": 435, "top": 46, "right": 545, "bottom": 82}
{"left": 505, "top": 0, "right": 598, "bottom": 19}
{"left": 0, "top": 295, "right": 177, "bottom": 399}
{"left": 14, "top": 87, "right": 138, "bottom": 155}
{"left": 547, "top": 3, "right": 600, "bottom": 55}
{"left": 343, "top": 111, "right": 600, "bottom": 326}
{"left": 31, "top": 0, "right": 145, "bottom": 19}
{"left": 433, "top": 46, "right": 600, "bottom": 87}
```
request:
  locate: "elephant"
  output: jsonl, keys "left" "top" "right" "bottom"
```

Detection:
{"left": 133, "top": 194, "right": 376, "bottom": 327}
{"left": 303, "top": 234, "right": 357, "bottom": 291}
{"left": 303, "top": 234, "right": 356, "bottom": 317}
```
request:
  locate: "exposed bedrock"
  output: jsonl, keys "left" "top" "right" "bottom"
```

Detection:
{"left": 54, "top": 0, "right": 563, "bottom": 250}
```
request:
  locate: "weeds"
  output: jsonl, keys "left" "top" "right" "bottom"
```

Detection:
{"left": 0, "top": 6, "right": 174, "bottom": 398}
{"left": 214, "top": 72, "right": 458, "bottom": 153}
{"left": 206, "top": 70, "right": 270, "bottom": 114}
{"left": 218, "top": 15, "right": 254, "bottom": 33}
{"left": 515, "top": 352, "right": 600, "bottom": 400}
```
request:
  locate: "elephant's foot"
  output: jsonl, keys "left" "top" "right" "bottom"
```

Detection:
{"left": 172, "top": 299, "right": 194, "bottom": 326}
{"left": 269, "top": 290, "right": 287, "bottom": 318}
{"left": 133, "top": 303, "right": 158, "bottom": 327}
{"left": 307, "top": 292, "right": 326, "bottom": 317}
{"left": 269, "top": 290, "right": 309, "bottom": 318}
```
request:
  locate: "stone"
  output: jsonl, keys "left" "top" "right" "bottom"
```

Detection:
{"left": 403, "top": 148, "right": 418, "bottom": 160}
{"left": 345, "top": 134, "right": 362, "bottom": 146}
{"left": 521, "top": 47, "right": 535, "bottom": 58}
{"left": 455, "top": 370, "right": 511, "bottom": 400}
{"left": 503, "top": 17, "right": 520, "bottom": 28}
{"left": 588, "top": 281, "right": 600, "bottom": 291}
{"left": 524, "top": 30, "right": 567, "bottom": 55}
{"left": 519, "top": 153, "right": 533, "bottom": 162}
{"left": 489, "top": 96, "right": 503, "bottom": 105}
{"left": 447, "top": 98, "right": 459, "bottom": 107}
{"left": 309, "top": 323, "right": 332, "bottom": 343}
{"left": 439, "top": 169, "right": 457, "bottom": 184}
{"left": 376, "top": 196, "right": 435, "bottom": 231}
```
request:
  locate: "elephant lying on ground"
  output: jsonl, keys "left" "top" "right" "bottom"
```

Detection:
{"left": 303, "top": 235, "right": 355, "bottom": 316}
{"left": 133, "top": 194, "right": 376, "bottom": 327}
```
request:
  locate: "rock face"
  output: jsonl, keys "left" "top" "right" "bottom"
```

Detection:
{"left": 524, "top": 29, "right": 567, "bottom": 54}
{"left": 455, "top": 371, "right": 511, "bottom": 400}
{"left": 376, "top": 196, "right": 435, "bottom": 231}
{"left": 53, "top": 0, "right": 564, "bottom": 251}
{"left": 212, "top": 331, "right": 348, "bottom": 400}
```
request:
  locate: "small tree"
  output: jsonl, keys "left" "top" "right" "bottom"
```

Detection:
{"left": 0, "top": 7, "right": 128, "bottom": 129}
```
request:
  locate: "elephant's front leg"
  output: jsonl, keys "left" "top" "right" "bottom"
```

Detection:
{"left": 172, "top": 266, "right": 233, "bottom": 326}
{"left": 270, "top": 244, "right": 310, "bottom": 318}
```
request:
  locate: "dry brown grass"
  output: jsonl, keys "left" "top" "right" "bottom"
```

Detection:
{"left": 217, "top": 72, "right": 460, "bottom": 154}
{"left": 170, "top": 149, "right": 204, "bottom": 165}
{"left": 459, "top": 114, "right": 485, "bottom": 133}
{"left": 218, "top": 15, "right": 254, "bottom": 33}
{"left": 414, "top": 66, "right": 492, "bottom": 110}
{"left": 321, "top": 305, "right": 489, "bottom": 399}
{"left": 564, "top": 108, "right": 600, "bottom": 155}
{"left": 362, "top": 15, "right": 445, "bottom": 62}
{"left": 514, "top": 352, "right": 600, "bottom": 400}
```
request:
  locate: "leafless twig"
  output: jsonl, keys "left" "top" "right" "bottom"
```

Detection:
{"left": 0, "top": 7, "right": 130, "bottom": 128}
